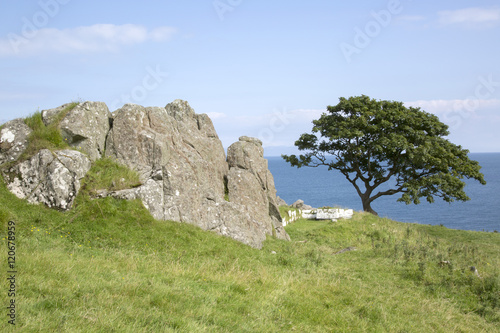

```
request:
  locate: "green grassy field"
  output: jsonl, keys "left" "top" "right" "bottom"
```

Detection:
{"left": 1, "top": 169, "right": 499, "bottom": 332}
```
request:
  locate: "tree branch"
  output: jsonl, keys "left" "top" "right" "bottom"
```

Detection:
{"left": 370, "top": 185, "right": 406, "bottom": 202}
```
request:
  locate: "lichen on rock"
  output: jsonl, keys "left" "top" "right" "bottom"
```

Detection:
{"left": 4, "top": 149, "right": 91, "bottom": 210}
{"left": 0, "top": 119, "right": 32, "bottom": 164}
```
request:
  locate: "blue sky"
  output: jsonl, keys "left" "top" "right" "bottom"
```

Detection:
{"left": 1, "top": 0, "right": 499, "bottom": 154}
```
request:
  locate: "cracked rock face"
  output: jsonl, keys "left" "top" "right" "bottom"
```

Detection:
{"left": 105, "top": 101, "right": 289, "bottom": 248}
{"left": 42, "top": 101, "right": 111, "bottom": 162}
{"left": 4, "top": 149, "right": 91, "bottom": 210}
{"left": 105, "top": 101, "right": 229, "bottom": 224}
{"left": 227, "top": 137, "right": 290, "bottom": 243}
{"left": 0, "top": 119, "right": 32, "bottom": 165}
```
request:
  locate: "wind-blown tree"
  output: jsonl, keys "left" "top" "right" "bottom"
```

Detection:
{"left": 282, "top": 95, "right": 486, "bottom": 215}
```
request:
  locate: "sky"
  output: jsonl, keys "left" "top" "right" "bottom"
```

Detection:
{"left": 1, "top": 0, "right": 499, "bottom": 154}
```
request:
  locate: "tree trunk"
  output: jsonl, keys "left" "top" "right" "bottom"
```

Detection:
{"left": 362, "top": 197, "right": 378, "bottom": 216}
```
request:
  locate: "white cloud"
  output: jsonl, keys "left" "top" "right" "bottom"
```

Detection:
{"left": 0, "top": 24, "right": 177, "bottom": 57}
{"left": 438, "top": 7, "right": 500, "bottom": 27}
{"left": 149, "top": 27, "right": 176, "bottom": 42}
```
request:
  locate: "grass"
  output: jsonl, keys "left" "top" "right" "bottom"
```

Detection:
{"left": 15, "top": 102, "right": 79, "bottom": 164}
{"left": 0, "top": 168, "right": 499, "bottom": 332}
{"left": 79, "top": 157, "right": 143, "bottom": 196}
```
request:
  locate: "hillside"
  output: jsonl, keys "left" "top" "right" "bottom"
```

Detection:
{"left": 1, "top": 170, "right": 499, "bottom": 332}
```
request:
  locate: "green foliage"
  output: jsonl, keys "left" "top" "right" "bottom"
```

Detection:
{"left": 18, "top": 102, "right": 79, "bottom": 162}
{"left": 79, "top": 157, "right": 142, "bottom": 196}
{"left": 283, "top": 95, "right": 486, "bottom": 214}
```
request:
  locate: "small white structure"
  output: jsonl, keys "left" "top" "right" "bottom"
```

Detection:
{"left": 316, "top": 208, "right": 354, "bottom": 220}
{"left": 282, "top": 209, "right": 301, "bottom": 226}
{"left": 282, "top": 208, "right": 354, "bottom": 226}
{"left": 301, "top": 210, "right": 316, "bottom": 219}
{"left": 288, "top": 210, "right": 298, "bottom": 220}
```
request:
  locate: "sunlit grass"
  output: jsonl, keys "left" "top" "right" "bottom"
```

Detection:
{"left": 0, "top": 171, "right": 498, "bottom": 332}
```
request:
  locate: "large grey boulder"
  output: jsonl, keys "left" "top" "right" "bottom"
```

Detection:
{"left": 105, "top": 101, "right": 228, "bottom": 210}
{"left": 42, "top": 102, "right": 111, "bottom": 161}
{"left": 291, "top": 199, "right": 305, "bottom": 209}
{"left": 105, "top": 101, "right": 229, "bottom": 224}
{"left": 227, "top": 136, "right": 290, "bottom": 242}
{"left": 105, "top": 101, "right": 289, "bottom": 248}
{"left": 4, "top": 149, "right": 91, "bottom": 210}
{"left": 0, "top": 119, "right": 32, "bottom": 165}
{"left": 211, "top": 201, "right": 271, "bottom": 247}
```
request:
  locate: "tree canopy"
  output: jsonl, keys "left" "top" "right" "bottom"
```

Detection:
{"left": 282, "top": 95, "right": 486, "bottom": 215}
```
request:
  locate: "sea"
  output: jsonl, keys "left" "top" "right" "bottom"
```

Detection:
{"left": 267, "top": 153, "right": 500, "bottom": 232}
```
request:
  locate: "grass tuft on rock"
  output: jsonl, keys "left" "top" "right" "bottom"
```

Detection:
{"left": 19, "top": 102, "right": 80, "bottom": 162}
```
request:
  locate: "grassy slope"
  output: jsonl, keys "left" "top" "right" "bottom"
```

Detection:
{"left": 0, "top": 175, "right": 499, "bottom": 332}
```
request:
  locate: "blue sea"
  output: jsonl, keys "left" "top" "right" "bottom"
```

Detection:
{"left": 267, "top": 153, "right": 500, "bottom": 232}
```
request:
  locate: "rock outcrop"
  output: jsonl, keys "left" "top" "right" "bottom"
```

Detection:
{"left": 4, "top": 149, "right": 91, "bottom": 210}
{"left": 276, "top": 196, "right": 287, "bottom": 206}
{"left": 291, "top": 199, "right": 305, "bottom": 209}
{"left": 104, "top": 101, "right": 229, "bottom": 223}
{"left": 42, "top": 102, "right": 111, "bottom": 161}
{"left": 226, "top": 137, "right": 288, "bottom": 241}
{"left": 1, "top": 100, "right": 289, "bottom": 248}
{"left": 103, "top": 101, "right": 288, "bottom": 247}
{"left": 0, "top": 119, "right": 32, "bottom": 164}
